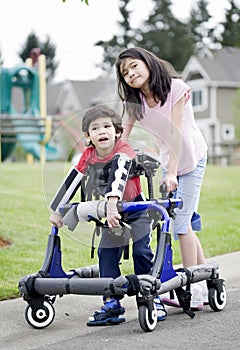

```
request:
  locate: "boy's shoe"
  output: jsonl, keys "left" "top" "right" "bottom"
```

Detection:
{"left": 87, "top": 297, "right": 125, "bottom": 326}
{"left": 154, "top": 296, "right": 167, "bottom": 321}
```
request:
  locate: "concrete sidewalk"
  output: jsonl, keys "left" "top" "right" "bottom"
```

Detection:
{"left": 0, "top": 251, "right": 240, "bottom": 350}
{"left": 205, "top": 251, "right": 240, "bottom": 291}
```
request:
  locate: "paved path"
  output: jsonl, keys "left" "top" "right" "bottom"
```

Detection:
{"left": 1, "top": 251, "right": 240, "bottom": 350}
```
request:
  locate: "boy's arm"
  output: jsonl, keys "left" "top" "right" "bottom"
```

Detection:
{"left": 106, "top": 196, "right": 121, "bottom": 228}
{"left": 105, "top": 153, "right": 132, "bottom": 200}
{"left": 105, "top": 153, "right": 132, "bottom": 228}
{"left": 49, "top": 166, "right": 84, "bottom": 227}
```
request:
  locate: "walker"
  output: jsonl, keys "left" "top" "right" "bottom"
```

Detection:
{"left": 18, "top": 152, "right": 227, "bottom": 332}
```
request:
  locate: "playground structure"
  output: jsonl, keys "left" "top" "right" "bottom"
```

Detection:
{"left": 0, "top": 49, "right": 60, "bottom": 163}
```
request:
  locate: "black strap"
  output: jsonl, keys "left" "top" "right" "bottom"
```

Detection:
{"left": 91, "top": 226, "right": 101, "bottom": 259}
{"left": 125, "top": 274, "right": 140, "bottom": 296}
{"left": 24, "top": 274, "right": 43, "bottom": 299}
{"left": 174, "top": 269, "right": 195, "bottom": 319}
{"left": 123, "top": 244, "right": 129, "bottom": 260}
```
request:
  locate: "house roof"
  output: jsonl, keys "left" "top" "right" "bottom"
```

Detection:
{"left": 46, "top": 77, "right": 118, "bottom": 115}
{"left": 47, "top": 83, "right": 64, "bottom": 115}
{"left": 183, "top": 46, "right": 240, "bottom": 84}
{"left": 70, "top": 78, "right": 117, "bottom": 109}
{"left": 198, "top": 46, "right": 240, "bottom": 82}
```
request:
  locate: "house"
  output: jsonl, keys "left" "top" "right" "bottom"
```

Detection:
{"left": 45, "top": 76, "right": 123, "bottom": 160}
{"left": 47, "top": 76, "right": 118, "bottom": 115}
{"left": 182, "top": 46, "right": 240, "bottom": 165}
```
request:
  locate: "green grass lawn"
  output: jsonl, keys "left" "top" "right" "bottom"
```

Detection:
{"left": 0, "top": 162, "right": 240, "bottom": 301}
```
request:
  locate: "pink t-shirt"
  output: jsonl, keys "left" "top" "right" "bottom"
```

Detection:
{"left": 139, "top": 78, "right": 208, "bottom": 175}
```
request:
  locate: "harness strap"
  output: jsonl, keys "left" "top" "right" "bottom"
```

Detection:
{"left": 23, "top": 274, "right": 43, "bottom": 299}
{"left": 91, "top": 226, "right": 101, "bottom": 259}
{"left": 123, "top": 245, "right": 129, "bottom": 260}
{"left": 125, "top": 274, "right": 140, "bottom": 296}
{"left": 175, "top": 268, "right": 195, "bottom": 319}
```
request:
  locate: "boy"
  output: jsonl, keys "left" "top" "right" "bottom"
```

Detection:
{"left": 49, "top": 104, "right": 166, "bottom": 326}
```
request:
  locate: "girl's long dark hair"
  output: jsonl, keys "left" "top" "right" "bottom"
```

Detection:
{"left": 115, "top": 47, "right": 180, "bottom": 120}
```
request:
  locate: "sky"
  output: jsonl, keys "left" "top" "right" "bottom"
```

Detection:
{"left": 0, "top": 0, "right": 234, "bottom": 82}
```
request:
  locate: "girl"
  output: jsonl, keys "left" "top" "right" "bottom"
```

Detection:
{"left": 115, "top": 47, "right": 208, "bottom": 309}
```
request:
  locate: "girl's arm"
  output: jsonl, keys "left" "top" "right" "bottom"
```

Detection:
{"left": 164, "top": 95, "right": 185, "bottom": 192}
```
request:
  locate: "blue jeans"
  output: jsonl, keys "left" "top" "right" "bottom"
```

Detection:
{"left": 98, "top": 215, "right": 153, "bottom": 278}
{"left": 163, "top": 155, "right": 207, "bottom": 240}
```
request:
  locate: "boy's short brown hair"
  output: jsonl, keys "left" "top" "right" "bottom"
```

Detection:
{"left": 82, "top": 104, "right": 123, "bottom": 135}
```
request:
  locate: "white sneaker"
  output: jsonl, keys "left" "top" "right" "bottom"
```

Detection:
{"left": 161, "top": 292, "right": 180, "bottom": 307}
{"left": 198, "top": 280, "right": 209, "bottom": 304}
{"left": 162, "top": 282, "right": 206, "bottom": 310}
{"left": 190, "top": 283, "right": 204, "bottom": 310}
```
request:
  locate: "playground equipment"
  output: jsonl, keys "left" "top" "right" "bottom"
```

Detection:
{"left": 0, "top": 49, "right": 60, "bottom": 162}
{"left": 18, "top": 152, "right": 227, "bottom": 332}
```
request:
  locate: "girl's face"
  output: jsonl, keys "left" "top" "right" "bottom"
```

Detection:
{"left": 120, "top": 57, "right": 150, "bottom": 89}
{"left": 85, "top": 116, "right": 119, "bottom": 158}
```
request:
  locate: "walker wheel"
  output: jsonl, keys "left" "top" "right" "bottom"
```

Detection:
{"left": 25, "top": 300, "right": 55, "bottom": 329}
{"left": 208, "top": 284, "right": 227, "bottom": 312}
{"left": 138, "top": 303, "right": 157, "bottom": 332}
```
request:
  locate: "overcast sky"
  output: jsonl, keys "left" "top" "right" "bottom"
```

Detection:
{"left": 0, "top": 0, "right": 233, "bottom": 82}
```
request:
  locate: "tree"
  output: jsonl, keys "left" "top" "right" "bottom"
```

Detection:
{"left": 18, "top": 32, "right": 40, "bottom": 61}
{"left": 187, "top": 0, "right": 219, "bottom": 52}
{"left": 40, "top": 35, "right": 59, "bottom": 81}
{"left": 95, "top": 0, "right": 136, "bottom": 73}
{"left": 62, "top": 0, "right": 88, "bottom": 3}
{"left": 95, "top": 0, "right": 195, "bottom": 74}
{"left": 220, "top": 0, "right": 240, "bottom": 47}
{"left": 135, "top": 0, "right": 194, "bottom": 71}
{"left": 18, "top": 32, "right": 59, "bottom": 81}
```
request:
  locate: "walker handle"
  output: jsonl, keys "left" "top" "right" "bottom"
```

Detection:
{"left": 159, "top": 183, "right": 168, "bottom": 199}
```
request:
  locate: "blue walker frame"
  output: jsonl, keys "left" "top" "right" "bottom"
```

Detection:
{"left": 18, "top": 154, "right": 227, "bottom": 332}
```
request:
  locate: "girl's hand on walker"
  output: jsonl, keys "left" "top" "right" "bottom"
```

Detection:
{"left": 162, "top": 173, "right": 178, "bottom": 193}
{"left": 49, "top": 212, "right": 64, "bottom": 228}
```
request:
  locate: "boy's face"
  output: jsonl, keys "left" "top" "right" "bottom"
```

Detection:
{"left": 85, "top": 116, "right": 119, "bottom": 157}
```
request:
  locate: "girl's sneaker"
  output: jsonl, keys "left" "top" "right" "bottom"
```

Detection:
{"left": 190, "top": 283, "right": 204, "bottom": 310}
{"left": 198, "top": 280, "right": 209, "bottom": 304}
{"left": 87, "top": 297, "right": 125, "bottom": 326}
{"left": 162, "top": 282, "right": 205, "bottom": 311}
{"left": 161, "top": 292, "right": 180, "bottom": 307}
{"left": 154, "top": 296, "right": 167, "bottom": 321}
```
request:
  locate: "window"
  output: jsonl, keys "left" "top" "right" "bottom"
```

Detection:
{"left": 189, "top": 84, "right": 207, "bottom": 112}
{"left": 191, "top": 90, "right": 202, "bottom": 107}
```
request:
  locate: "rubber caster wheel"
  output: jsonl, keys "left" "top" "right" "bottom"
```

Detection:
{"left": 25, "top": 300, "right": 55, "bottom": 329}
{"left": 138, "top": 304, "right": 157, "bottom": 332}
{"left": 209, "top": 284, "right": 227, "bottom": 311}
